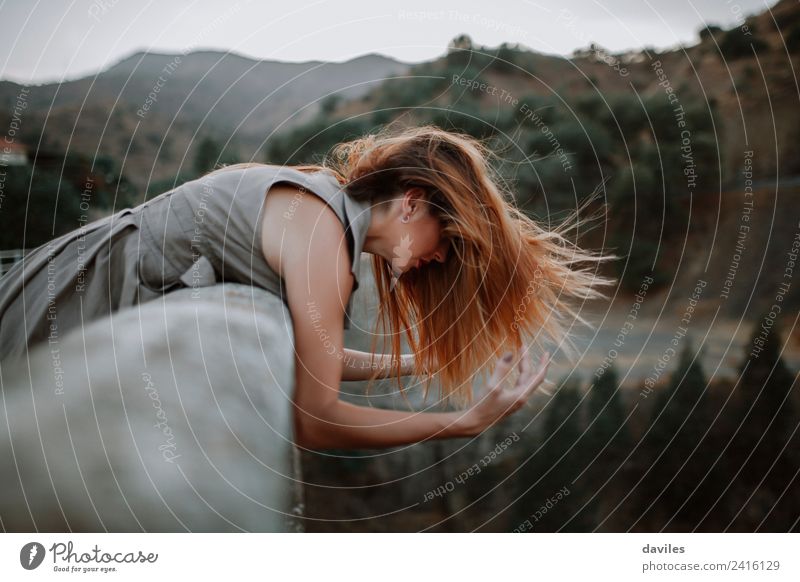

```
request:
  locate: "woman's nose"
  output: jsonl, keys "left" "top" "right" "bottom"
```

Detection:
{"left": 434, "top": 239, "right": 450, "bottom": 263}
{"left": 423, "top": 240, "right": 450, "bottom": 265}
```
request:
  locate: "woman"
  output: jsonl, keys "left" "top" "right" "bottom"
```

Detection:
{"left": 0, "top": 124, "right": 615, "bottom": 449}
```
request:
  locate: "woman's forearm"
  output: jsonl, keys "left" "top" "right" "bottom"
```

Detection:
{"left": 296, "top": 399, "right": 472, "bottom": 450}
{"left": 341, "top": 348, "right": 412, "bottom": 381}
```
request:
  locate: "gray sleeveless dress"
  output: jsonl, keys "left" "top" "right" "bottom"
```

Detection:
{"left": 0, "top": 165, "right": 372, "bottom": 363}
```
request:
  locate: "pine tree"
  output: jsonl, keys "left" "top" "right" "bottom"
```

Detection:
{"left": 725, "top": 311, "right": 799, "bottom": 531}
{"left": 641, "top": 338, "right": 713, "bottom": 529}
{"left": 584, "top": 365, "right": 634, "bottom": 527}
{"left": 514, "top": 376, "right": 591, "bottom": 531}
{"left": 193, "top": 137, "right": 223, "bottom": 176}
{"left": 587, "top": 365, "right": 632, "bottom": 462}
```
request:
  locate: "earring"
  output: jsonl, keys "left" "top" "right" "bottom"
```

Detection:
{"left": 401, "top": 215, "right": 409, "bottom": 223}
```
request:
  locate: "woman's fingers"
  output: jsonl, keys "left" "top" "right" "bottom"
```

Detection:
{"left": 516, "top": 349, "right": 534, "bottom": 386}
{"left": 514, "top": 351, "right": 550, "bottom": 399}
{"left": 488, "top": 350, "right": 517, "bottom": 392}
{"left": 525, "top": 352, "right": 551, "bottom": 396}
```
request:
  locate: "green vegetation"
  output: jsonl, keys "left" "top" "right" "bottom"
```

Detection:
{"left": 719, "top": 24, "right": 769, "bottom": 60}
{"left": 144, "top": 135, "right": 241, "bottom": 198}
{"left": 699, "top": 21, "right": 770, "bottom": 59}
{"left": 0, "top": 165, "right": 82, "bottom": 250}
{"left": 699, "top": 24, "right": 724, "bottom": 41}
{"left": 192, "top": 136, "right": 240, "bottom": 176}
{"left": 0, "top": 152, "right": 135, "bottom": 250}
{"left": 786, "top": 24, "right": 800, "bottom": 52}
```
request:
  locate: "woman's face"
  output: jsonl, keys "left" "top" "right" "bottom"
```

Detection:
{"left": 389, "top": 191, "right": 451, "bottom": 277}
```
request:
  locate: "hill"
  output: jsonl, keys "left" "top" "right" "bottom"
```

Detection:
{"left": 0, "top": 50, "right": 411, "bottom": 195}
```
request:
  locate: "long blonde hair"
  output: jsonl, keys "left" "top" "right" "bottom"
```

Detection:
{"left": 211, "top": 124, "right": 617, "bottom": 409}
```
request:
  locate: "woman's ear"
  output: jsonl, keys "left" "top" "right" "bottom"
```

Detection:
{"left": 403, "top": 187, "right": 426, "bottom": 216}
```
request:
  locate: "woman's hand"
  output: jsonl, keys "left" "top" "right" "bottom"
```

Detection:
{"left": 457, "top": 350, "right": 551, "bottom": 436}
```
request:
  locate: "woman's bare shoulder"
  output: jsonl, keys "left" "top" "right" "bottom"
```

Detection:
{"left": 260, "top": 182, "right": 346, "bottom": 280}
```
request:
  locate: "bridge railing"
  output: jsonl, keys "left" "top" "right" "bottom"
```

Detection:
{"left": 0, "top": 282, "right": 304, "bottom": 532}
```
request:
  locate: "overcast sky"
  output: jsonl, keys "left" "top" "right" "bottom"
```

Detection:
{"left": 0, "top": 0, "right": 774, "bottom": 85}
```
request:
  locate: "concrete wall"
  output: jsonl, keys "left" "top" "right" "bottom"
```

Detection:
{"left": 0, "top": 283, "right": 304, "bottom": 532}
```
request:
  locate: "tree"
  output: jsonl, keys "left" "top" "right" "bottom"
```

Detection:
{"left": 446, "top": 34, "right": 475, "bottom": 67}
{"left": 724, "top": 312, "right": 800, "bottom": 531}
{"left": 786, "top": 24, "right": 800, "bottom": 53}
{"left": 699, "top": 24, "right": 723, "bottom": 41}
{"left": 493, "top": 43, "right": 522, "bottom": 73}
{"left": 320, "top": 94, "right": 342, "bottom": 116}
{"left": 513, "top": 376, "right": 592, "bottom": 531}
{"left": 587, "top": 365, "right": 632, "bottom": 463}
{"left": 719, "top": 25, "right": 769, "bottom": 60}
{"left": 193, "top": 137, "right": 224, "bottom": 176}
{"left": 640, "top": 339, "right": 714, "bottom": 529}
{"left": 447, "top": 34, "right": 474, "bottom": 52}
{"left": 0, "top": 165, "right": 84, "bottom": 250}
{"left": 583, "top": 366, "right": 634, "bottom": 528}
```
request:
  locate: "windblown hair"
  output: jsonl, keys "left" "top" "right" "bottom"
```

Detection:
{"left": 211, "top": 124, "right": 617, "bottom": 410}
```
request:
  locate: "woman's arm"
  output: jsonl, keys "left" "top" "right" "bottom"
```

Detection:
{"left": 312, "top": 351, "right": 552, "bottom": 450}
{"left": 273, "top": 187, "right": 466, "bottom": 450}
{"left": 301, "top": 399, "right": 468, "bottom": 450}
{"left": 341, "top": 348, "right": 415, "bottom": 381}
